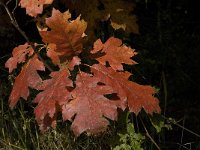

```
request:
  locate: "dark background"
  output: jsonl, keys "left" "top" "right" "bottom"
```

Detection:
{"left": 1, "top": 0, "right": 200, "bottom": 149}
{"left": 134, "top": 0, "right": 200, "bottom": 149}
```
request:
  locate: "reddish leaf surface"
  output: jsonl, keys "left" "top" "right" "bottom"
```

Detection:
{"left": 5, "top": 43, "right": 34, "bottom": 73}
{"left": 5, "top": 4, "right": 160, "bottom": 137}
{"left": 62, "top": 72, "right": 122, "bottom": 136}
{"left": 20, "top": 0, "right": 53, "bottom": 17}
{"left": 34, "top": 69, "right": 73, "bottom": 131}
{"left": 40, "top": 9, "right": 87, "bottom": 61}
{"left": 67, "top": 56, "right": 81, "bottom": 70}
{"left": 9, "top": 55, "right": 45, "bottom": 108}
{"left": 46, "top": 43, "right": 60, "bottom": 65}
{"left": 47, "top": 43, "right": 81, "bottom": 69}
{"left": 91, "top": 64, "right": 161, "bottom": 114}
{"left": 91, "top": 37, "right": 137, "bottom": 71}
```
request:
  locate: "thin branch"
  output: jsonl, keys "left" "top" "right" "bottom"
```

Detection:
{"left": 6, "top": 0, "right": 12, "bottom": 5}
{"left": 179, "top": 115, "right": 185, "bottom": 150}
{"left": 163, "top": 116, "right": 200, "bottom": 138}
{"left": 139, "top": 116, "right": 161, "bottom": 150}
{"left": 12, "top": 0, "right": 18, "bottom": 15}
{"left": 162, "top": 71, "right": 168, "bottom": 117}
{"left": 0, "top": 1, "right": 53, "bottom": 72}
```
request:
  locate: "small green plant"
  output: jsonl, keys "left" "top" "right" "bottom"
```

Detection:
{"left": 113, "top": 121, "right": 145, "bottom": 150}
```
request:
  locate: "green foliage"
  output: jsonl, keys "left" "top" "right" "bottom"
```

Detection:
{"left": 113, "top": 121, "right": 145, "bottom": 150}
{"left": 150, "top": 114, "right": 172, "bottom": 133}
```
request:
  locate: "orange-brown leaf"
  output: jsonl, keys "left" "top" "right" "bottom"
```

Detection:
{"left": 34, "top": 69, "right": 73, "bottom": 131}
{"left": 46, "top": 43, "right": 81, "bottom": 69}
{"left": 5, "top": 43, "right": 34, "bottom": 73}
{"left": 62, "top": 72, "right": 121, "bottom": 136}
{"left": 67, "top": 56, "right": 81, "bottom": 70}
{"left": 9, "top": 55, "right": 45, "bottom": 108}
{"left": 110, "top": 20, "right": 126, "bottom": 31}
{"left": 91, "top": 37, "right": 137, "bottom": 71}
{"left": 46, "top": 43, "right": 60, "bottom": 65}
{"left": 40, "top": 9, "right": 87, "bottom": 62}
{"left": 20, "top": 0, "right": 53, "bottom": 17}
{"left": 91, "top": 64, "right": 161, "bottom": 114}
{"left": 62, "top": 0, "right": 138, "bottom": 43}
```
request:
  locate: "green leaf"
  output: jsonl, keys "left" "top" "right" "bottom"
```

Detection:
{"left": 113, "top": 121, "right": 145, "bottom": 150}
{"left": 150, "top": 115, "right": 172, "bottom": 133}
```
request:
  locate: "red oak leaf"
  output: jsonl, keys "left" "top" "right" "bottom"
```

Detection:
{"left": 34, "top": 69, "right": 73, "bottom": 131}
{"left": 46, "top": 44, "right": 81, "bottom": 70}
{"left": 9, "top": 55, "right": 45, "bottom": 108}
{"left": 67, "top": 56, "right": 81, "bottom": 70}
{"left": 46, "top": 43, "right": 60, "bottom": 65}
{"left": 20, "top": 0, "right": 53, "bottom": 17}
{"left": 91, "top": 64, "right": 161, "bottom": 114}
{"left": 91, "top": 37, "right": 137, "bottom": 71}
{"left": 5, "top": 43, "right": 34, "bottom": 73}
{"left": 40, "top": 9, "right": 87, "bottom": 62}
{"left": 62, "top": 72, "right": 122, "bottom": 136}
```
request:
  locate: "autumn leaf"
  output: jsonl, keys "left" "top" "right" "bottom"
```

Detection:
{"left": 62, "top": 0, "right": 138, "bottom": 42}
{"left": 20, "top": 0, "right": 54, "bottom": 17}
{"left": 62, "top": 72, "right": 122, "bottom": 136}
{"left": 91, "top": 64, "right": 161, "bottom": 114}
{"left": 34, "top": 69, "right": 73, "bottom": 131}
{"left": 5, "top": 43, "right": 34, "bottom": 73}
{"left": 9, "top": 55, "right": 45, "bottom": 108}
{"left": 110, "top": 20, "right": 126, "bottom": 31}
{"left": 46, "top": 43, "right": 60, "bottom": 65}
{"left": 91, "top": 37, "right": 137, "bottom": 71}
{"left": 46, "top": 43, "right": 81, "bottom": 69}
{"left": 40, "top": 9, "right": 87, "bottom": 62}
{"left": 67, "top": 56, "right": 81, "bottom": 70}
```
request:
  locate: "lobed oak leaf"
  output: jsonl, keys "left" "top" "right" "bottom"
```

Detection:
{"left": 20, "top": 0, "right": 54, "bottom": 17}
{"left": 9, "top": 55, "right": 45, "bottom": 108}
{"left": 34, "top": 69, "right": 73, "bottom": 131}
{"left": 62, "top": 0, "right": 138, "bottom": 43}
{"left": 46, "top": 43, "right": 60, "bottom": 65}
{"left": 5, "top": 43, "right": 34, "bottom": 73}
{"left": 40, "top": 9, "right": 87, "bottom": 62}
{"left": 62, "top": 72, "right": 122, "bottom": 136}
{"left": 91, "top": 37, "right": 137, "bottom": 71}
{"left": 46, "top": 43, "right": 81, "bottom": 70}
{"left": 67, "top": 56, "right": 81, "bottom": 70}
{"left": 91, "top": 64, "right": 161, "bottom": 115}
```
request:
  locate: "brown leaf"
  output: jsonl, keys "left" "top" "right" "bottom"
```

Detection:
{"left": 91, "top": 64, "right": 161, "bottom": 114}
{"left": 110, "top": 20, "right": 126, "bottom": 30}
{"left": 46, "top": 43, "right": 60, "bottom": 65}
{"left": 9, "top": 55, "right": 45, "bottom": 108}
{"left": 62, "top": 72, "right": 122, "bottom": 136}
{"left": 46, "top": 43, "right": 81, "bottom": 69}
{"left": 40, "top": 9, "right": 87, "bottom": 62}
{"left": 5, "top": 43, "right": 34, "bottom": 73}
{"left": 20, "top": 0, "right": 53, "bottom": 17}
{"left": 91, "top": 37, "right": 137, "bottom": 71}
{"left": 63, "top": 0, "right": 138, "bottom": 42}
{"left": 34, "top": 69, "right": 73, "bottom": 131}
{"left": 67, "top": 56, "right": 81, "bottom": 70}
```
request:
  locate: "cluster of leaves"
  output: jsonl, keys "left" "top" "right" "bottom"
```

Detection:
{"left": 61, "top": 0, "right": 139, "bottom": 41}
{"left": 20, "top": 0, "right": 139, "bottom": 43}
{"left": 4, "top": 0, "right": 160, "bottom": 137}
{"left": 113, "top": 121, "right": 145, "bottom": 150}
